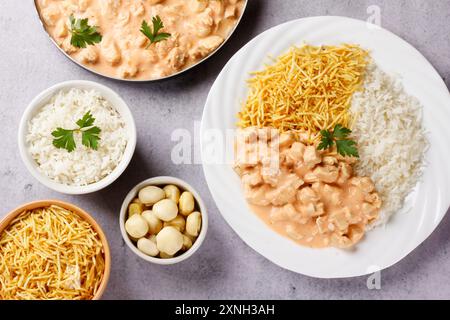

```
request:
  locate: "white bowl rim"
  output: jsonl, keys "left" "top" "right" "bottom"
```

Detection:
{"left": 119, "top": 176, "right": 208, "bottom": 265}
{"left": 18, "top": 80, "right": 137, "bottom": 195}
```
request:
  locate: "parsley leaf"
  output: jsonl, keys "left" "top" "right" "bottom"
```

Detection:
{"left": 51, "top": 111, "right": 101, "bottom": 152}
{"left": 140, "top": 15, "right": 171, "bottom": 48}
{"left": 76, "top": 111, "right": 96, "bottom": 128}
{"left": 318, "top": 124, "right": 359, "bottom": 158}
{"left": 81, "top": 126, "right": 101, "bottom": 150}
{"left": 69, "top": 15, "right": 102, "bottom": 48}
{"left": 52, "top": 128, "right": 76, "bottom": 153}
{"left": 318, "top": 129, "right": 334, "bottom": 150}
{"left": 336, "top": 140, "right": 359, "bottom": 158}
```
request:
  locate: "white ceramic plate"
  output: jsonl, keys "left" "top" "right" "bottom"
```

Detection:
{"left": 200, "top": 16, "right": 450, "bottom": 278}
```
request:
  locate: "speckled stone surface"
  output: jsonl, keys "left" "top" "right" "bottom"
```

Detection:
{"left": 1, "top": 0, "right": 450, "bottom": 300}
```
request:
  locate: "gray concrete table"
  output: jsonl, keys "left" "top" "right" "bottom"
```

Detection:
{"left": 1, "top": 0, "right": 450, "bottom": 299}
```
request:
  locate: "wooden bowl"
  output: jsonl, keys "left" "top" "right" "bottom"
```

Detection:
{"left": 0, "top": 200, "right": 111, "bottom": 300}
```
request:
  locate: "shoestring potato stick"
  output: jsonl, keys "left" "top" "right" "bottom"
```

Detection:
{"left": 0, "top": 205, "right": 105, "bottom": 300}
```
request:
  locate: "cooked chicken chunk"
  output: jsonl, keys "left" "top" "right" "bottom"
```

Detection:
{"left": 265, "top": 174, "right": 304, "bottom": 206}
{"left": 303, "top": 146, "right": 322, "bottom": 168}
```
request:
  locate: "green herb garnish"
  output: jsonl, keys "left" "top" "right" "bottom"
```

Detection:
{"left": 140, "top": 15, "right": 171, "bottom": 48}
{"left": 69, "top": 15, "right": 102, "bottom": 48}
{"left": 52, "top": 111, "right": 101, "bottom": 152}
{"left": 318, "top": 124, "right": 359, "bottom": 158}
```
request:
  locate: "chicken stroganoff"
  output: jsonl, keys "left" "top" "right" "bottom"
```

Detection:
{"left": 235, "top": 127, "right": 381, "bottom": 249}
{"left": 234, "top": 42, "right": 427, "bottom": 250}
{"left": 36, "top": 0, "right": 245, "bottom": 79}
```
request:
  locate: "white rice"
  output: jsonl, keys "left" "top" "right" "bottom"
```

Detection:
{"left": 351, "top": 63, "right": 428, "bottom": 227}
{"left": 27, "top": 88, "right": 128, "bottom": 186}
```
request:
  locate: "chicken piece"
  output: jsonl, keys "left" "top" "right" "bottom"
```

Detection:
{"left": 119, "top": 60, "right": 139, "bottom": 78}
{"left": 102, "top": 42, "right": 121, "bottom": 65}
{"left": 244, "top": 184, "right": 271, "bottom": 206}
{"left": 155, "top": 38, "right": 177, "bottom": 59}
{"left": 130, "top": 1, "right": 145, "bottom": 16}
{"left": 191, "top": 36, "right": 224, "bottom": 59}
{"left": 143, "top": 48, "right": 159, "bottom": 63}
{"left": 135, "top": 34, "right": 149, "bottom": 48}
{"left": 303, "top": 172, "right": 319, "bottom": 183}
{"left": 100, "top": 0, "right": 121, "bottom": 18}
{"left": 303, "top": 146, "right": 322, "bottom": 168}
{"left": 265, "top": 174, "right": 303, "bottom": 206}
{"left": 313, "top": 165, "right": 339, "bottom": 184}
{"left": 236, "top": 128, "right": 258, "bottom": 144}
{"left": 255, "top": 141, "right": 269, "bottom": 162}
{"left": 55, "top": 20, "right": 68, "bottom": 38}
{"left": 277, "top": 132, "right": 294, "bottom": 148}
{"left": 269, "top": 203, "right": 297, "bottom": 223}
{"left": 348, "top": 187, "right": 361, "bottom": 201}
{"left": 41, "top": 6, "right": 60, "bottom": 26}
{"left": 117, "top": 11, "right": 130, "bottom": 26}
{"left": 365, "top": 192, "right": 382, "bottom": 209}
{"left": 298, "top": 202, "right": 324, "bottom": 218}
{"left": 361, "top": 202, "right": 379, "bottom": 220}
{"left": 323, "top": 184, "right": 343, "bottom": 206}
{"left": 152, "top": 67, "right": 171, "bottom": 78}
{"left": 337, "top": 162, "right": 352, "bottom": 184}
{"left": 297, "top": 187, "right": 319, "bottom": 204}
{"left": 61, "top": 1, "right": 77, "bottom": 12}
{"left": 168, "top": 47, "right": 187, "bottom": 71}
{"left": 241, "top": 168, "right": 263, "bottom": 187}
{"left": 80, "top": 46, "right": 99, "bottom": 64}
{"left": 78, "top": 0, "right": 91, "bottom": 11}
{"left": 209, "top": 0, "right": 225, "bottom": 15}
{"left": 284, "top": 142, "right": 305, "bottom": 166}
{"left": 336, "top": 154, "right": 358, "bottom": 165}
{"left": 191, "top": 0, "right": 208, "bottom": 12}
{"left": 256, "top": 127, "right": 278, "bottom": 142}
{"left": 323, "top": 156, "right": 338, "bottom": 166}
{"left": 261, "top": 166, "right": 280, "bottom": 186}
{"left": 234, "top": 139, "right": 261, "bottom": 167}
{"left": 329, "top": 210, "right": 350, "bottom": 233}
{"left": 347, "top": 225, "right": 365, "bottom": 244}
{"left": 351, "top": 177, "right": 375, "bottom": 194}
{"left": 311, "top": 182, "right": 322, "bottom": 191}
{"left": 224, "top": 4, "right": 237, "bottom": 18}
{"left": 316, "top": 216, "right": 334, "bottom": 234}
{"left": 343, "top": 206, "right": 362, "bottom": 224}
{"left": 60, "top": 38, "right": 78, "bottom": 54}
{"left": 199, "top": 35, "right": 224, "bottom": 51}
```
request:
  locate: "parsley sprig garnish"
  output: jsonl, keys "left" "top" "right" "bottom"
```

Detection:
{"left": 318, "top": 124, "right": 359, "bottom": 158}
{"left": 140, "top": 15, "right": 171, "bottom": 48}
{"left": 52, "top": 111, "right": 101, "bottom": 153}
{"left": 69, "top": 15, "right": 102, "bottom": 48}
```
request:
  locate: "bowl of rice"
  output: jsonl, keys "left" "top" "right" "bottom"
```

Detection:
{"left": 0, "top": 200, "right": 111, "bottom": 300}
{"left": 18, "top": 80, "right": 137, "bottom": 194}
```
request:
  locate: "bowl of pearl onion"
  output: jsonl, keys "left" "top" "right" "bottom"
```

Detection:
{"left": 119, "top": 176, "right": 208, "bottom": 264}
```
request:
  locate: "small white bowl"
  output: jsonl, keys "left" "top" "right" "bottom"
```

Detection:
{"left": 18, "top": 80, "right": 137, "bottom": 195}
{"left": 120, "top": 177, "right": 208, "bottom": 265}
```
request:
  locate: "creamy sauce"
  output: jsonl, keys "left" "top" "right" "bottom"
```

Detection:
{"left": 235, "top": 127, "right": 381, "bottom": 249}
{"left": 36, "top": 0, "right": 245, "bottom": 80}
